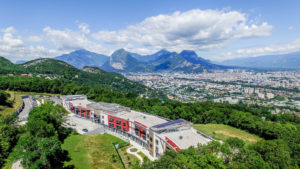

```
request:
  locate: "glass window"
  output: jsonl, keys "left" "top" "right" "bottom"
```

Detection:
{"left": 123, "top": 122, "right": 126, "bottom": 126}
{"left": 116, "top": 125, "right": 121, "bottom": 130}
{"left": 150, "top": 137, "right": 153, "bottom": 142}
{"left": 109, "top": 118, "right": 114, "bottom": 122}
{"left": 156, "top": 140, "right": 159, "bottom": 145}
{"left": 116, "top": 120, "right": 121, "bottom": 124}
{"left": 123, "top": 127, "right": 127, "bottom": 132}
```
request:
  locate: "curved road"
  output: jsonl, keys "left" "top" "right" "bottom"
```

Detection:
{"left": 18, "top": 97, "right": 32, "bottom": 120}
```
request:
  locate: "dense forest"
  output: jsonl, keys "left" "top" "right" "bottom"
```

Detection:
{"left": 0, "top": 75, "right": 299, "bottom": 168}
{"left": 0, "top": 57, "right": 165, "bottom": 98}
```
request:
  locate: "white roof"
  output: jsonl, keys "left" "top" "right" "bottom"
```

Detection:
{"left": 116, "top": 110, "right": 168, "bottom": 128}
{"left": 160, "top": 128, "right": 211, "bottom": 149}
{"left": 70, "top": 99, "right": 94, "bottom": 107}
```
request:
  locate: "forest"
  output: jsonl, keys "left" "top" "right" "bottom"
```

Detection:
{"left": 0, "top": 75, "right": 299, "bottom": 168}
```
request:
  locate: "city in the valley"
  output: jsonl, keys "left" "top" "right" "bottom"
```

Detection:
{"left": 127, "top": 70, "right": 300, "bottom": 116}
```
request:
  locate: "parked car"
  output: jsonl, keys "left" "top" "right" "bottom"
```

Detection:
{"left": 82, "top": 128, "right": 88, "bottom": 132}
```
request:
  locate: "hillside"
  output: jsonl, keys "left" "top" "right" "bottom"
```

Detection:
{"left": 55, "top": 49, "right": 109, "bottom": 69}
{"left": 218, "top": 51, "right": 300, "bottom": 69}
{"left": 0, "top": 57, "right": 151, "bottom": 95}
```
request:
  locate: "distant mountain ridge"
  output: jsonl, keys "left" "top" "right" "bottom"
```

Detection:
{"left": 218, "top": 52, "right": 300, "bottom": 69}
{"left": 55, "top": 49, "right": 109, "bottom": 69}
{"left": 101, "top": 48, "right": 229, "bottom": 73}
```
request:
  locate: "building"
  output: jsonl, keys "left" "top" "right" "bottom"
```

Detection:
{"left": 62, "top": 95, "right": 213, "bottom": 159}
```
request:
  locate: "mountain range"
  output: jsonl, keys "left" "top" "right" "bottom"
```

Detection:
{"left": 217, "top": 52, "right": 300, "bottom": 69}
{"left": 13, "top": 49, "right": 300, "bottom": 73}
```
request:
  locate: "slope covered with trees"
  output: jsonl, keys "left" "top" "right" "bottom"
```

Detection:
{"left": 0, "top": 56, "right": 164, "bottom": 97}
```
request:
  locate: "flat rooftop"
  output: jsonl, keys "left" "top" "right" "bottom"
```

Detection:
{"left": 117, "top": 110, "right": 168, "bottom": 128}
{"left": 62, "top": 95, "right": 87, "bottom": 101}
{"left": 160, "top": 128, "right": 212, "bottom": 149}
{"left": 71, "top": 99, "right": 94, "bottom": 107}
{"left": 87, "top": 102, "right": 130, "bottom": 115}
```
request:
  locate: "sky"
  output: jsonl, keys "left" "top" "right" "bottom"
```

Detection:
{"left": 1, "top": 0, "right": 300, "bottom": 62}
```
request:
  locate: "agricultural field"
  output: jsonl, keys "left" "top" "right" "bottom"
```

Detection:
{"left": 194, "top": 124, "right": 262, "bottom": 144}
{"left": 62, "top": 134, "right": 139, "bottom": 169}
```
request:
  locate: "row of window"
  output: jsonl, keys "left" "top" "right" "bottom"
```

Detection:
{"left": 109, "top": 123, "right": 127, "bottom": 132}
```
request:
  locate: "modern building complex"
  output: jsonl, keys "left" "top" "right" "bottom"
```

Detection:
{"left": 62, "top": 95, "right": 213, "bottom": 159}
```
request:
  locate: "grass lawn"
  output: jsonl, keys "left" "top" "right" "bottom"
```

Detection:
{"left": 62, "top": 134, "right": 139, "bottom": 169}
{"left": 194, "top": 124, "right": 262, "bottom": 144}
{"left": 137, "top": 151, "right": 149, "bottom": 161}
{"left": 0, "top": 91, "right": 59, "bottom": 117}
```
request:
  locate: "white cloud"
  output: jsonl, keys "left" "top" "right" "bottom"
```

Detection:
{"left": 288, "top": 26, "right": 296, "bottom": 30}
{"left": 27, "top": 35, "right": 43, "bottom": 42}
{"left": 78, "top": 23, "right": 90, "bottom": 34}
{"left": 216, "top": 38, "right": 300, "bottom": 60}
{"left": 92, "top": 9, "right": 272, "bottom": 53}
{"left": 0, "top": 26, "right": 59, "bottom": 62}
{"left": 43, "top": 26, "right": 109, "bottom": 54}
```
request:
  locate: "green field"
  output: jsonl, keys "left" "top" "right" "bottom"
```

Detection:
{"left": 62, "top": 134, "right": 139, "bottom": 169}
{"left": 0, "top": 91, "right": 59, "bottom": 117}
{"left": 194, "top": 124, "right": 262, "bottom": 144}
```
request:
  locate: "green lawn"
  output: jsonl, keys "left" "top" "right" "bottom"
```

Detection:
{"left": 194, "top": 124, "right": 262, "bottom": 144}
{"left": 62, "top": 134, "right": 139, "bottom": 169}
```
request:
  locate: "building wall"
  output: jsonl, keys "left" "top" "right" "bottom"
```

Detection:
{"left": 108, "top": 115, "right": 129, "bottom": 132}
{"left": 101, "top": 113, "right": 108, "bottom": 126}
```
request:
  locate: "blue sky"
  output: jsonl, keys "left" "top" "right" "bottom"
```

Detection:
{"left": 0, "top": 0, "right": 300, "bottom": 62}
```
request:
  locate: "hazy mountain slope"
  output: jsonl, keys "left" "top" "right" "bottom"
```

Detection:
{"left": 218, "top": 52, "right": 300, "bottom": 69}
{"left": 55, "top": 49, "right": 109, "bottom": 69}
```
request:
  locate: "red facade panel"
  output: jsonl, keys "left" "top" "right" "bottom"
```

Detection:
{"left": 108, "top": 115, "right": 129, "bottom": 132}
{"left": 134, "top": 121, "right": 147, "bottom": 139}
{"left": 165, "top": 136, "right": 181, "bottom": 151}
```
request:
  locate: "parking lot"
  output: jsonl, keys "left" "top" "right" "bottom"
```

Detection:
{"left": 64, "top": 114, "right": 104, "bottom": 134}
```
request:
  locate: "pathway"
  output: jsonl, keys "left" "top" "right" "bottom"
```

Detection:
{"left": 11, "top": 160, "right": 23, "bottom": 169}
{"left": 126, "top": 146, "right": 143, "bottom": 164}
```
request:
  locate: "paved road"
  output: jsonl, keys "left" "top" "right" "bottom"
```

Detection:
{"left": 18, "top": 98, "right": 32, "bottom": 120}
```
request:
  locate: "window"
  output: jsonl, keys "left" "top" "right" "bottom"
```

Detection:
{"left": 116, "top": 125, "right": 121, "bottom": 130}
{"left": 143, "top": 135, "right": 146, "bottom": 140}
{"left": 150, "top": 144, "right": 153, "bottom": 148}
{"left": 109, "top": 123, "right": 114, "bottom": 128}
{"left": 109, "top": 118, "right": 114, "bottom": 122}
{"left": 102, "top": 116, "right": 104, "bottom": 119}
{"left": 116, "top": 120, "right": 121, "bottom": 124}
{"left": 123, "top": 122, "right": 126, "bottom": 126}
{"left": 135, "top": 130, "right": 140, "bottom": 136}
{"left": 123, "top": 127, "right": 127, "bottom": 132}
{"left": 156, "top": 140, "right": 159, "bottom": 145}
{"left": 150, "top": 137, "right": 153, "bottom": 142}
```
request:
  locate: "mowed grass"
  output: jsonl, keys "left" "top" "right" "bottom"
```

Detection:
{"left": 62, "top": 134, "right": 139, "bottom": 169}
{"left": 0, "top": 91, "right": 59, "bottom": 117}
{"left": 194, "top": 124, "right": 262, "bottom": 144}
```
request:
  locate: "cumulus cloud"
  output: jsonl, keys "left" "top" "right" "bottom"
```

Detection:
{"left": 78, "top": 23, "right": 90, "bottom": 34}
{"left": 0, "top": 26, "right": 58, "bottom": 62}
{"left": 215, "top": 38, "right": 300, "bottom": 60}
{"left": 43, "top": 26, "right": 109, "bottom": 54}
{"left": 27, "top": 35, "right": 43, "bottom": 43}
{"left": 92, "top": 9, "right": 272, "bottom": 53}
